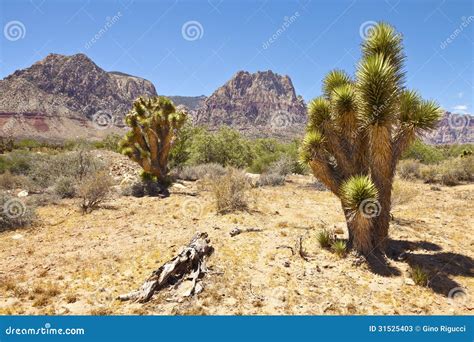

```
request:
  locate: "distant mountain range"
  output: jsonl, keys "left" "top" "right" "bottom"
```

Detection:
{"left": 0, "top": 53, "right": 472, "bottom": 144}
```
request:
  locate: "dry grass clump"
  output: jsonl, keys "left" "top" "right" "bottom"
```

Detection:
{"left": 173, "top": 163, "right": 226, "bottom": 181}
{"left": 398, "top": 159, "right": 421, "bottom": 180}
{"left": 0, "top": 171, "right": 32, "bottom": 190}
{"left": 78, "top": 171, "right": 112, "bottom": 213}
{"left": 210, "top": 168, "right": 251, "bottom": 214}
{"left": 256, "top": 173, "right": 286, "bottom": 187}
{"left": 409, "top": 265, "right": 429, "bottom": 286}
{"left": 391, "top": 179, "right": 418, "bottom": 208}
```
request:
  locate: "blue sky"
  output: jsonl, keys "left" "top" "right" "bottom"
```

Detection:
{"left": 0, "top": 0, "right": 473, "bottom": 113}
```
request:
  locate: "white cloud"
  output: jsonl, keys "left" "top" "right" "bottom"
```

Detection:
{"left": 452, "top": 105, "right": 469, "bottom": 114}
{"left": 457, "top": 92, "right": 464, "bottom": 98}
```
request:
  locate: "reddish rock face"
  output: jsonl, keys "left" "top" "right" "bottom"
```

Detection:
{"left": 194, "top": 70, "right": 307, "bottom": 132}
{"left": 0, "top": 53, "right": 157, "bottom": 140}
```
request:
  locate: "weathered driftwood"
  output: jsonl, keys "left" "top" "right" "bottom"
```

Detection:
{"left": 118, "top": 232, "right": 214, "bottom": 303}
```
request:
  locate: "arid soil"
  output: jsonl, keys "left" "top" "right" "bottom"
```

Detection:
{"left": 0, "top": 158, "right": 472, "bottom": 315}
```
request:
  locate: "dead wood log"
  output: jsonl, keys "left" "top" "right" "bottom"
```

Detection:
{"left": 118, "top": 232, "right": 214, "bottom": 303}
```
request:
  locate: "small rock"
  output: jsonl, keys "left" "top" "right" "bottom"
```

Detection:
{"left": 230, "top": 227, "right": 242, "bottom": 237}
{"left": 430, "top": 186, "right": 441, "bottom": 191}
{"left": 11, "top": 234, "right": 23, "bottom": 240}
{"left": 283, "top": 261, "right": 290, "bottom": 268}
{"left": 17, "top": 190, "right": 28, "bottom": 198}
{"left": 404, "top": 278, "right": 415, "bottom": 286}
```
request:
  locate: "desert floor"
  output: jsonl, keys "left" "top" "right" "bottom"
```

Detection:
{"left": 0, "top": 164, "right": 472, "bottom": 315}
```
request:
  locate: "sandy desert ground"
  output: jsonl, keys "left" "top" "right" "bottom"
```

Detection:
{"left": 0, "top": 161, "right": 472, "bottom": 315}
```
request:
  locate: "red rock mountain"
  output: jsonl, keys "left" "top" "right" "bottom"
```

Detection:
{"left": 0, "top": 53, "right": 156, "bottom": 140}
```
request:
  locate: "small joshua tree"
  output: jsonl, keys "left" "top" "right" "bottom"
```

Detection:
{"left": 119, "top": 96, "right": 187, "bottom": 193}
{"left": 301, "top": 22, "right": 442, "bottom": 256}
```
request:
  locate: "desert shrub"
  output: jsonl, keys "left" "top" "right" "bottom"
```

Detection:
{"left": 0, "top": 171, "right": 32, "bottom": 190}
{"left": 0, "top": 192, "right": 36, "bottom": 231}
{"left": 54, "top": 177, "right": 76, "bottom": 199}
{"left": 211, "top": 168, "right": 251, "bottom": 214}
{"left": 391, "top": 180, "right": 417, "bottom": 209}
{"left": 398, "top": 159, "right": 421, "bottom": 180}
{"left": 32, "top": 149, "right": 102, "bottom": 187}
{"left": 439, "top": 166, "right": 461, "bottom": 186}
{"left": 409, "top": 265, "right": 429, "bottom": 286}
{"left": 78, "top": 171, "right": 112, "bottom": 213}
{"left": 172, "top": 163, "right": 226, "bottom": 181}
{"left": 93, "top": 134, "right": 121, "bottom": 152}
{"left": 256, "top": 172, "right": 286, "bottom": 187}
{"left": 123, "top": 180, "right": 162, "bottom": 197}
{"left": 402, "top": 140, "right": 444, "bottom": 164}
{"left": 188, "top": 127, "right": 254, "bottom": 168}
{"left": 331, "top": 240, "right": 347, "bottom": 258}
{"left": 317, "top": 229, "right": 333, "bottom": 248}
{"left": 2, "top": 151, "right": 35, "bottom": 175}
{"left": 419, "top": 164, "right": 438, "bottom": 183}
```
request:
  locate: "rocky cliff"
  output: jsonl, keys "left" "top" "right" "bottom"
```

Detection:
{"left": 0, "top": 53, "right": 156, "bottom": 140}
{"left": 423, "top": 112, "right": 473, "bottom": 145}
{"left": 194, "top": 70, "right": 306, "bottom": 136}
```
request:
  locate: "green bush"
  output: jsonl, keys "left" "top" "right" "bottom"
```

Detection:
{"left": 402, "top": 140, "right": 444, "bottom": 164}
{"left": 54, "top": 177, "right": 76, "bottom": 199}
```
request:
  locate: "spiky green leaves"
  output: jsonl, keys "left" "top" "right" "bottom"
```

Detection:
{"left": 362, "top": 22, "right": 405, "bottom": 86}
{"left": 399, "top": 90, "right": 441, "bottom": 131}
{"left": 323, "top": 70, "right": 352, "bottom": 99}
{"left": 357, "top": 53, "right": 399, "bottom": 126}
{"left": 340, "top": 175, "right": 378, "bottom": 211}
{"left": 300, "top": 130, "right": 325, "bottom": 164}
{"left": 331, "top": 84, "right": 358, "bottom": 121}
{"left": 307, "top": 97, "right": 331, "bottom": 130}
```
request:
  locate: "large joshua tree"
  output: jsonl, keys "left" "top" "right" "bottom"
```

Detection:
{"left": 301, "top": 22, "right": 442, "bottom": 256}
{"left": 119, "top": 96, "right": 187, "bottom": 191}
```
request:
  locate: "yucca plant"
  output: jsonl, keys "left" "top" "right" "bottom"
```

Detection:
{"left": 119, "top": 96, "right": 187, "bottom": 193}
{"left": 301, "top": 22, "right": 442, "bottom": 256}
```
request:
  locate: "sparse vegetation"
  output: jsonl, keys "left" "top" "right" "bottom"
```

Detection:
{"left": 409, "top": 265, "right": 429, "bottom": 286}
{"left": 54, "top": 177, "right": 76, "bottom": 199}
{"left": 78, "top": 171, "right": 112, "bottom": 213}
{"left": 211, "top": 168, "right": 251, "bottom": 214}
{"left": 317, "top": 229, "right": 333, "bottom": 249}
{"left": 331, "top": 240, "right": 347, "bottom": 258}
